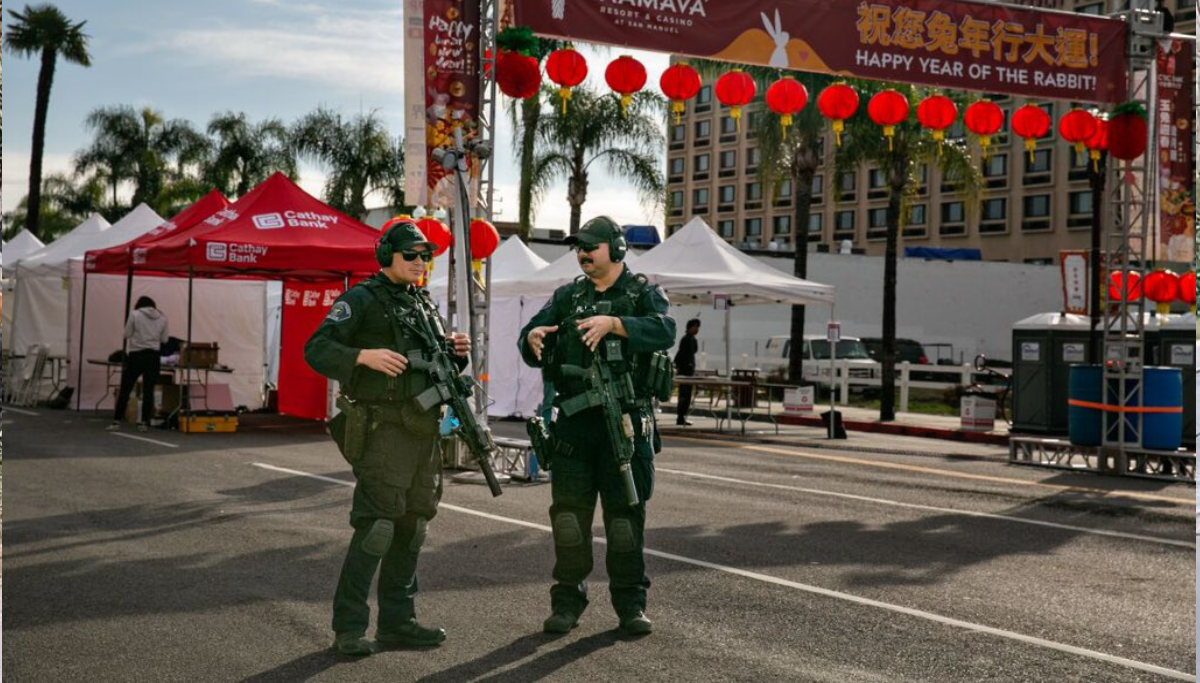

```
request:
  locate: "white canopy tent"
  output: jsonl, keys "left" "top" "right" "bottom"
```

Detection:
{"left": 3, "top": 229, "right": 46, "bottom": 267}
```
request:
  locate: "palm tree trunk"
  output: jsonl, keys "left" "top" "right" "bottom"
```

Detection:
{"left": 567, "top": 160, "right": 587, "bottom": 235}
{"left": 26, "top": 49, "right": 58, "bottom": 239}
{"left": 787, "top": 166, "right": 816, "bottom": 385}
{"left": 880, "top": 175, "right": 904, "bottom": 422}
{"left": 518, "top": 96, "right": 541, "bottom": 239}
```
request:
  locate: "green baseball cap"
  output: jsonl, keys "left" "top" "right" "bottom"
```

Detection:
{"left": 385, "top": 219, "right": 437, "bottom": 251}
{"left": 564, "top": 216, "right": 622, "bottom": 246}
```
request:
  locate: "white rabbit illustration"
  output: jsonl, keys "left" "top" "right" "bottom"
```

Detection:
{"left": 551, "top": 0, "right": 566, "bottom": 20}
{"left": 762, "top": 9, "right": 789, "bottom": 68}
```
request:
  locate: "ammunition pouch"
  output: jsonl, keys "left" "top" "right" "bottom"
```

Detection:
{"left": 526, "top": 416, "right": 571, "bottom": 470}
{"left": 640, "top": 351, "right": 675, "bottom": 402}
{"left": 330, "top": 395, "right": 373, "bottom": 465}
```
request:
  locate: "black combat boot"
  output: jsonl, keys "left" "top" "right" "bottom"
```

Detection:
{"left": 333, "top": 632, "right": 380, "bottom": 656}
{"left": 618, "top": 612, "right": 652, "bottom": 636}
{"left": 376, "top": 620, "right": 447, "bottom": 647}
{"left": 542, "top": 611, "right": 579, "bottom": 634}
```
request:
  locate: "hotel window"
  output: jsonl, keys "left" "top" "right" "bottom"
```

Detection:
{"left": 940, "top": 201, "right": 966, "bottom": 236}
{"left": 868, "top": 168, "right": 888, "bottom": 200}
{"left": 746, "top": 182, "right": 763, "bottom": 201}
{"left": 1068, "top": 190, "right": 1093, "bottom": 229}
{"left": 693, "top": 188, "right": 710, "bottom": 208}
{"left": 834, "top": 210, "right": 855, "bottom": 239}
{"left": 839, "top": 171, "right": 856, "bottom": 201}
{"left": 984, "top": 153, "right": 1008, "bottom": 189}
{"left": 908, "top": 204, "right": 927, "bottom": 225}
{"left": 746, "top": 147, "right": 761, "bottom": 170}
{"left": 670, "top": 124, "right": 685, "bottom": 147}
{"left": 670, "top": 191, "right": 684, "bottom": 209}
{"left": 720, "top": 115, "right": 737, "bottom": 136}
{"left": 694, "top": 153, "right": 710, "bottom": 180}
{"left": 745, "top": 217, "right": 763, "bottom": 236}
{"left": 668, "top": 157, "right": 685, "bottom": 179}
{"left": 1023, "top": 148, "right": 1052, "bottom": 185}
{"left": 809, "top": 213, "right": 823, "bottom": 234}
{"left": 696, "top": 85, "right": 712, "bottom": 111}
{"left": 773, "top": 215, "right": 792, "bottom": 235}
{"left": 979, "top": 198, "right": 1007, "bottom": 234}
{"left": 866, "top": 208, "right": 889, "bottom": 240}
{"left": 719, "top": 150, "right": 737, "bottom": 172}
{"left": 717, "top": 219, "right": 735, "bottom": 237}
{"left": 1022, "top": 194, "right": 1051, "bottom": 232}
{"left": 718, "top": 185, "right": 736, "bottom": 205}
{"left": 694, "top": 119, "right": 711, "bottom": 141}
{"left": 811, "top": 174, "right": 824, "bottom": 203}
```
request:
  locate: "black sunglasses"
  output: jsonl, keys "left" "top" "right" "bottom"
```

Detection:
{"left": 400, "top": 250, "right": 434, "bottom": 262}
{"left": 572, "top": 242, "right": 601, "bottom": 253}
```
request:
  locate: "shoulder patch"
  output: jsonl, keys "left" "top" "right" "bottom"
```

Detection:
{"left": 327, "top": 301, "right": 353, "bottom": 323}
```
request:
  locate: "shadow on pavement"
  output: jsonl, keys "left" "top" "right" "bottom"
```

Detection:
{"left": 238, "top": 648, "right": 342, "bottom": 683}
{"left": 417, "top": 631, "right": 621, "bottom": 683}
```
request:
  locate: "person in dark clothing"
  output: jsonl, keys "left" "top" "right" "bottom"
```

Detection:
{"left": 108, "top": 296, "right": 168, "bottom": 432}
{"left": 673, "top": 318, "right": 701, "bottom": 426}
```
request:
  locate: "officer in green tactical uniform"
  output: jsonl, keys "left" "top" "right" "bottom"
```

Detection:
{"left": 305, "top": 219, "right": 471, "bottom": 656}
{"left": 519, "top": 216, "right": 676, "bottom": 637}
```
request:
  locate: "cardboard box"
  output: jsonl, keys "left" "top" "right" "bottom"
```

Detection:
{"left": 180, "top": 342, "right": 219, "bottom": 368}
{"left": 179, "top": 413, "right": 238, "bottom": 433}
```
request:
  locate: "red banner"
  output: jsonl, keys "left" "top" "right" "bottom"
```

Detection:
{"left": 279, "top": 281, "right": 346, "bottom": 421}
{"left": 404, "top": 0, "right": 482, "bottom": 207}
{"left": 1155, "top": 38, "right": 1195, "bottom": 263}
{"left": 506, "top": 0, "right": 1128, "bottom": 103}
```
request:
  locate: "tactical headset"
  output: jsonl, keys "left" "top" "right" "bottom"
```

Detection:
{"left": 375, "top": 219, "right": 414, "bottom": 268}
{"left": 582, "top": 216, "right": 627, "bottom": 262}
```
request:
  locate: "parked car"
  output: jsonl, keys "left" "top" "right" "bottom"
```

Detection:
{"left": 763, "top": 335, "right": 881, "bottom": 393}
{"left": 861, "top": 337, "right": 929, "bottom": 365}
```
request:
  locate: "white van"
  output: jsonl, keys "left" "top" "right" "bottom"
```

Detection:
{"left": 763, "top": 335, "right": 881, "bottom": 390}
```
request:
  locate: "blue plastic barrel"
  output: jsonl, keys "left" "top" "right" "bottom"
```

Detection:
{"left": 1140, "top": 367, "right": 1182, "bottom": 451}
{"left": 1068, "top": 365, "right": 1102, "bottom": 446}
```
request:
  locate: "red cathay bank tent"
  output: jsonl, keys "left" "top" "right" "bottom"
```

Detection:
{"left": 87, "top": 189, "right": 229, "bottom": 274}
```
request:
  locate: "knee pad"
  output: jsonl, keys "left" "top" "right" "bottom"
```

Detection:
{"left": 408, "top": 517, "right": 429, "bottom": 552}
{"left": 552, "top": 512, "right": 584, "bottom": 548}
{"left": 608, "top": 518, "right": 636, "bottom": 553}
{"left": 361, "top": 519, "right": 394, "bottom": 557}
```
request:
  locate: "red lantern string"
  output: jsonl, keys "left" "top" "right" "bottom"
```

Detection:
{"left": 1143, "top": 270, "right": 1179, "bottom": 315}
{"left": 1057, "top": 108, "right": 1098, "bottom": 157}
{"left": 495, "top": 50, "right": 540, "bottom": 100}
{"left": 916, "top": 94, "right": 958, "bottom": 154}
{"left": 1084, "top": 117, "right": 1109, "bottom": 172}
{"left": 715, "top": 69, "right": 757, "bottom": 132}
{"left": 545, "top": 47, "right": 588, "bottom": 114}
{"left": 867, "top": 89, "right": 910, "bottom": 151}
{"left": 817, "top": 83, "right": 858, "bottom": 147}
{"left": 765, "top": 77, "right": 808, "bottom": 139}
{"left": 1011, "top": 104, "right": 1051, "bottom": 163}
{"left": 963, "top": 100, "right": 1005, "bottom": 160}
{"left": 468, "top": 218, "right": 500, "bottom": 282}
{"left": 1106, "top": 270, "right": 1142, "bottom": 303}
{"left": 605, "top": 55, "right": 647, "bottom": 116}
{"left": 660, "top": 62, "right": 701, "bottom": 125}
{"left": 1179, "top": 271, "right": 1196, "bottom": 313}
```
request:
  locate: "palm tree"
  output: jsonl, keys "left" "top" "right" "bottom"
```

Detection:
{"left": 531, "top": 85, "right": 665, "bottom": 234}
{"left": 4, "top": 3, "right": 92, "bottom": 239}
{"left": 502, "top": 36, "right": 564, "bottom": 239}
{"left": 3, "top": 171, "right": 108, "bottom": 240}
{"left": 291, "top": 107, "right": 403, "bottom": 219}
{"left": 833, "top": 83, "right": 983, "bottom": 421}
{"left": 205, "top": 112, "right": 296, "bottom": 199}
{"left": 74, "top": 105, "right": 208, "bottom": 215}
{"left": 693, "top": 61, "right": 836, "bottom": 385}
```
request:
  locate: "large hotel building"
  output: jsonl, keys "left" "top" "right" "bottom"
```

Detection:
{"left": 664, "top": 0, "right": 1195, "bottom": 263}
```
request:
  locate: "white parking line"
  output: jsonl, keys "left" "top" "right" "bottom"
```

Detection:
{"left": 657, "top": 467, "right": 1195, "bottom": 549}
{"left": 251, "top": 461, "right": 1195, "bottom": 682}
{"left": 111, "top": 432, "right": 179, "bottom": 448}
{"left": 3, "top": 406, "right": 40, "bottom": 416}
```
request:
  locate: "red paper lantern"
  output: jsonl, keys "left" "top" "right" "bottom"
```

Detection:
{"left": 1108, "top": 101, "right": 1148, "bottom": 161}
{"left": 660, "top": 62, "right": 701, "bottom": 125}
{"left": 963, "top": 100, "right": 1005, "bottom": 159}
{"left": 1143, "top": 269, "right": 1179, "bottom": 315}
{"left": 1011, "top": 104, "right": 1051, "bottom": 162}
{"left": 817, "top": 83, "right": 859, "bottom": 147}
{"left": 1084, "top": 117, "right": 1109, "bottom": 171}
{"left": 1106, "top": 270, "right": 1142, "bottom": 302}
{"left": 1179, "top": 271, "right": 1196, "bottom": 311}
{"left": 765, "top": 77, "right": 808, "bottom": 139}
{"left": 545, "top": 47, "right": 588, "bottom": 113}
{"left": 495, "top": 50, "right": 540, "bottom": 100}
{"left": 715, "top": 69, "right": 757, "bottom": 132}
{"left": 605, "top": 55, "right": 647, "bottom": 116}
{"left": 867, "top": 89, "right": 910, "bottom": 151}
{"left": 416, "top": 216, "right": 453, "bottom": 257}
{"left": 468, "top": 218, "right": 501, "bottom": 260}
{"left": 1058, "top": 108, "right": 1098, "bottom": 157}
{"left": 916, "top": 95, "right": 958, "bottom": 151}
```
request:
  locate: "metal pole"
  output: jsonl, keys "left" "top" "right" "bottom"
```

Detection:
{"left": 74, "top": 270, "right": 89, "bottom": 411}
{"left": 828, "top": 303, "right": 836, "bottom": 439}
{"left": 724, "top": 299, "right": 731, "bottom": 430}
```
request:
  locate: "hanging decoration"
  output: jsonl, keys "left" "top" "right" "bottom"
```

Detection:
{"left": 468, "top": 218, "right": 501, "bottom": 281}
{"left": 1011, "top": 104, "right": 1051, "bottom": 162}
{"left": 1106, "top": 270, "right": 1142, "bottom": 302}
{"left": 545, "top": 47, "right": 588, "bottom": 113}
{"left": 659, "top": 62, "right": 701, "bottom": 125}
{"left": 915, "top": 94, "right": 958, "bottom": 153}
{"left": 963, "top": 100, "right": 1005, "bottom": 159}
{"left": 605, "top": 55, "right": 647, "bottom": 116}
{"left": 765, "top": 77, "right": 808, "bottom": 139}
{"left": 1142, "top": 269, "right": 1179, "bottom": 315}
{"left": 1057, "top": 108, "right": 1099, "bottom": 157}
{"left": 867, "top": 89, "right": 910, "bottom": 151}
{"left": 1106, "top": 101, "right": 1148, "bottom": 161}
{"left": 495, "top": 50, "right": 541, "bottom": 100}
{"left": 1179, "top": 271, "right": 1196, "bottom": 313}
{"left": 1084, "top": 117, "right": 1109, "bottom": 172}
{"left": 416, "top": 216, "right": 453, "bottom": 256}
{"left": 817, "top": 83, "right": 858, "bottom": 148}
{"left": 714, "top": 69, "right": 757, "bottom": 132}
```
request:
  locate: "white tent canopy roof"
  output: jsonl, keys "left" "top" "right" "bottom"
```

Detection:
{"left": 3, "top": 229, "right": 46, "bottom": 267}
{"left": 427, "top": 235, "right": 550, "bottom": 295}
{"left": 634, "top": 217, "right": 836, "bottom": 306}
{"left": 17, "top": 205, "right": 164, "bottom": 276}
{"left": 491, "top": 248, "right": 640, "bottom": 297}
{"left": 13, "top": 213, "right": 111, "bottom": 273}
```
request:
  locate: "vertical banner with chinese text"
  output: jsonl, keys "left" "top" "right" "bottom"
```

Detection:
{"left": 278, "top": 281, "right": 345, "bottom": 420}
{"left": 1155, "top": 39, "right": 1195, "bottom": 264}
{"left": 403, "top": 0, "right": 482, "bottom": 208}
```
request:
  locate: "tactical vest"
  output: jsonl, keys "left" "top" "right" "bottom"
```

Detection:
{"left": 344, "top": 278, "right": 438, "bottom": 404}
{"left": 548, "top": 273, "right": 654, "bottom": 402}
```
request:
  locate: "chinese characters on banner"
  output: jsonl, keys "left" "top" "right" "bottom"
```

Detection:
{"left": 403, "top": 0, "right": 482, "bottom": 208}
{"left": 1059, "top": 250, "right": 1089, "bottom": 315}
{"left": 1154, "top": 39, "right": 1195, "bottom": 264}
{"left": 504, "top": 0, "right": 1127, "bottom": 103}
{"left": 279, "top": 281, "right": 347, "bottom": 420}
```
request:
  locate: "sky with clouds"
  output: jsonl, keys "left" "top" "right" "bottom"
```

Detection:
{"left": 2, "top": 0, "right": 671, "bottom": 230}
